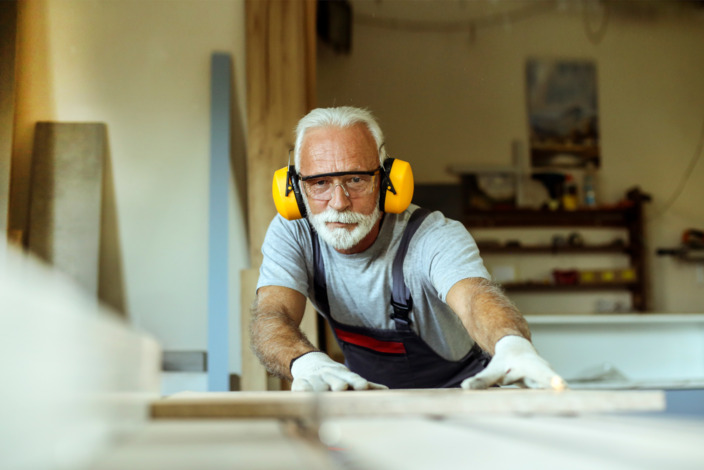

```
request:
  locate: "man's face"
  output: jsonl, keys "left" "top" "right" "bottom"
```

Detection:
{"left": 299, "top": 124, "right": 382, "bottom": 254}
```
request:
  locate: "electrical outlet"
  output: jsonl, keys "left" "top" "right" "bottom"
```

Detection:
{"left": 697, "top": 265, "right": 704, "bottom": 284}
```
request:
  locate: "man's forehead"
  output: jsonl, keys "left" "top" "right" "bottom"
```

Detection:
{"left": 300, "top": 124, "right": 378, "bottom": 166}
{"left": 302, "top": 123, "right": 375, "bottom": 145}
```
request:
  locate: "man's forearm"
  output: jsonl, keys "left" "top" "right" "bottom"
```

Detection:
{"left": 250, "top": 301, "right": 317, "bottom": 380}
{"left": 448, "top": 277, "right": 531, "bottom": 355}
{"left": 468, "top": 278, "right": 530, "bottom": 354}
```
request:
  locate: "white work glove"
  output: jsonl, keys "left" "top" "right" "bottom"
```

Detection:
{"left": 461, "top": 336, "right": 567, "bottom": 390}
{"left": 290, "top": 351, "right": 389, "bottom": 392}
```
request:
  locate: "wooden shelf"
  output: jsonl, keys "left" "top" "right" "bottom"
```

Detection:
{"left": 456, "top": 187, "right": 651, "bottom": 311}
{"left": 477, "top": 244, "right": 630, "bottom": 255}
{"left": 530, "top": 143, "right": 600, "bottom": 158}
{"left": 502, "top": 282, "right": 638, "bottom": 292}
{"left": 463, "top": 207, "right": 635, "bottom": 228}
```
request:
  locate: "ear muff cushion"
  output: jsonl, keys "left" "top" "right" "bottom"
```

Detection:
{"left": 381, "top": 159, "right": 414, "bottom": 214}
{"left": 272, "top": 166, "right": 305, "bottom": 220}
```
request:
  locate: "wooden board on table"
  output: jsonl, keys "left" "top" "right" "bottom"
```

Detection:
{"left": 151, "top": 388, "right": 665, "bottom": 420}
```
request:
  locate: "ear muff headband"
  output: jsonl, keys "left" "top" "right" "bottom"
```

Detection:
{"left": 272, "top": 158, "right": 414, "bottom": 219}
{"left": 379, "top": 158, "right": 414, "bottom": 214}
{"left": 272, "top": 165, "right": 306, "bottom": 220}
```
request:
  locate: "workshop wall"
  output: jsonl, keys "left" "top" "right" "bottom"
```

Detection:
{"left": 11, "top": 0, "right": 249, "bottom": 374}
{"left": 317, "top": 0, "right": 704, "bottom": 313}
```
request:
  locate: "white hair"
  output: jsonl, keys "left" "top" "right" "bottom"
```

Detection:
{"left": 293, "top": 106, "right": 388, "bottom": 171}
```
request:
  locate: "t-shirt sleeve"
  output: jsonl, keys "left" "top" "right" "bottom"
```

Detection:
{"left": 256, "top": 215, "right": 310, "bottom": 297}
{"left": 415, "top": 212, "right": 491, "bottom": 302}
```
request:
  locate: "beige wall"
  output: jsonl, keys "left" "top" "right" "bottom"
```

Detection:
{"left": 318, "top": 1, "right": 704, "bottom": 313}
{"left": 9, "top": 0, "right": 703, "bottom": 373}
{"left": 12, "top": 0, "right": 249, "bottom": 372}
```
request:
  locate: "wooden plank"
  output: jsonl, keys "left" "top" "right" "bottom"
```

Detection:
{"left": 0, "top": 1, "right": 18, "bottom": 234}
{"left": 87, "top": 415, "right": 704, "bottom": 470}
{"left": 151, "top": 389, "right": 665, "bottom": 419}
{"left": 245, "top": 0, "right": 316, "bottom": 268}
{"left": 240, "top": 268, "right": 268, "bottom": 391}
{"left": 27, "top": 122, "right": 106, "bottom": 294}
{"left": 243, "top": 0, "right": 317, "bottom": 390}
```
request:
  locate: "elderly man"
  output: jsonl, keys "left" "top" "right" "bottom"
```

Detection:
{"left": 251, "top": 106, "right": 565, "bottom": 392}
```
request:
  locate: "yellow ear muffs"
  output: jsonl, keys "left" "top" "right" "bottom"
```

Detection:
{"left": 272, "top": 166, "right": 307, "bottom": 220}
{"left": 379, "top": 158, "right": 414, "bottom": 213}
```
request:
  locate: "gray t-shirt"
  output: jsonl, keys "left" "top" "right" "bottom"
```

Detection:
{"left": 257, "top": 204, "right": 491, "bottom": 361}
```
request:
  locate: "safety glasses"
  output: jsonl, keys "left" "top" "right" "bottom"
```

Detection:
{"left": 299, "top": 168, "right": 381, "bottom": 201}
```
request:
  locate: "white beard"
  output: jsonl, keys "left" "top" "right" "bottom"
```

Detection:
{"left": 303, "top": 196, "right": 382, "bottom": 251}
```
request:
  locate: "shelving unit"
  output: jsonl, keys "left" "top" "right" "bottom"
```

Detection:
{"left": 459, "top": 187, "right": 651, "bottom": 312}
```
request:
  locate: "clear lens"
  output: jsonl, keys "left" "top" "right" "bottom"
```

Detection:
{"left": 304, "top": 173, "right": 376, "bottom": 200}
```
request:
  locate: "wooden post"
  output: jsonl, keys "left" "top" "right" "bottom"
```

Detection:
{"left": 242, "top": 0, "right": 317, "bottom": 391}
{"left": 0, "top": 1, "right": 18, "bottom": 236}
{"left": 240, "top": 267, "right": 268, "bottom": 391}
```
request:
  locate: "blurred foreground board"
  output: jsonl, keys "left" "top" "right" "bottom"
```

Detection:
{"left": 151, "top": 389, "right": 665, "bottom": 419}
{"left": 0, "top": 245, "right": 161, "bottom": 470}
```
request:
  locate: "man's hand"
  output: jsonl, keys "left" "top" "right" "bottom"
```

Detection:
{"left": 290, "top": 351, "right": 389, "bottom": 391}
{"left": 461, "top": 336, "right": 567, "bottom": 390}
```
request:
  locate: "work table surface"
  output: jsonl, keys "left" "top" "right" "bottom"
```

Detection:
{"left": 87, "top": 389, "right": 703, "bottom": 470}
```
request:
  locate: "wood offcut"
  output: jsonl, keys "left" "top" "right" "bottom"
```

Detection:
{"left": 151, "top": 389, "right": 665, "bottom": 420}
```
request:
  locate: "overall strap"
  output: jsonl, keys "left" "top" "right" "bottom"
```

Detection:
{"left": 309, "top": 223, "right": 330, "bottom": 316}
{"left": 391, "top": 208, "right": 431, "bottom": 329}
{"left": 309, "top": 222, "right": 331, "bottom": 350}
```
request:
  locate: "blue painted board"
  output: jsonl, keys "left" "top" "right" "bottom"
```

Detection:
{"left": 208, "top": 53, "right": 231, "bottom": 391}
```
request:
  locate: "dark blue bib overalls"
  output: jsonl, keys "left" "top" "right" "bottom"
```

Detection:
{"left": 310, "top": 208, "right": 490, "bottom": 389}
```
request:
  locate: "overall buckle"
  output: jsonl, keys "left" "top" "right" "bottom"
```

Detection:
{"left": 390, "top": 298, "right": 413, "bottom": 326}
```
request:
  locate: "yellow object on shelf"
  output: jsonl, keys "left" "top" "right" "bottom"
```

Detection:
{"left": 579, "top": 268, "right": 637, "bottom": 284}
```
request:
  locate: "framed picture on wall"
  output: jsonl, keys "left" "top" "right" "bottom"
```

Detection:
{"left": 526, "top": 58, "right": 600, "bottom": 169}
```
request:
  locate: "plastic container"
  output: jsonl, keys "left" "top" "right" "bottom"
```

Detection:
{"left": 583, "top": 163, "right": 597, "bottom": 207}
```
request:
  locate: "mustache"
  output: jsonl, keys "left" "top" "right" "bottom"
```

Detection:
{"left": 314, "top": 208, "right": 368, "bottom": 225}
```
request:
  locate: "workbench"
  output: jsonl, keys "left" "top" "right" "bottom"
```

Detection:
{"left": 87, "top": 388, "right": 704, "bottom": 470}
{"left": 5, "top": 245, "right": 702, "bottom": 469}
